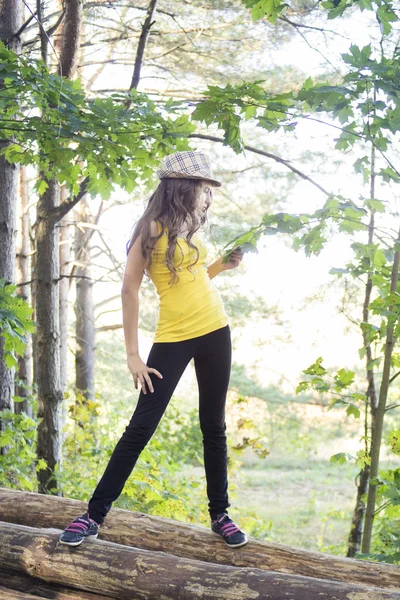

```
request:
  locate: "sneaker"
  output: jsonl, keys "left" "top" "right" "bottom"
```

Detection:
{"left": 59, "top": 512, "right": 99, "bottom": 546}
{"left": 211, "top": 512, "right": 248, "bottom": 548}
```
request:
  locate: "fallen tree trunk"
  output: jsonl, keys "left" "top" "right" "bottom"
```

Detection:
{"left": 0, "top": 586, "right": 49, "bottom": 600}
{"left": 0, "top": 487, "right": 399, "bottom": 591}
{"left": 1, "top": 521, "right": 400, "bottom": 600}
{"left": 0, "top": 568, "right": 115, "bottom": 600}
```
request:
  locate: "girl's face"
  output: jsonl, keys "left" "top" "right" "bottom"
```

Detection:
{"left": 195, "top": 181, "right": 213, "bottom": 219}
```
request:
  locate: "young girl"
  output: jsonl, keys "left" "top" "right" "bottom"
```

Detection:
{"left": 59, "top": 150, "right": 247, "bottom": 548}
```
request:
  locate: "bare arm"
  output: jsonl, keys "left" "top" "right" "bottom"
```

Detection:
{"left": 121, "top": 232, "right": 145, "bottom": 357}
{"left": 207, "top": 257, "right": 227, "bottom": 280}
{"left": 121, "top": 221, "right": 162, "bottom": 394}
{"left": 207, "top": 248, "right": 244, "bottom": 280}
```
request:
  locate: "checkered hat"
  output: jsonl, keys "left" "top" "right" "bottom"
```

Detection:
{"left": 156, "top": 151, "right": 222, "bottom": 187}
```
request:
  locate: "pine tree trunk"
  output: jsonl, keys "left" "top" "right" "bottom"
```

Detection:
{"left": 15, "top": 166, "right": 33, "bottom": 418}
{"left": 34, "top": 0, "right": 83, "bottom": 493}
{"left": 74, "top": 197, "right": 95, "bottom": 401}
{"left": 59, "top": 188, "right": 71, "bottom": 395}
{"left": 35, "top": 179, "right": 64, "bottom": 494}
{"left": 0, "top": 0, "right": 23, "bottom": 440}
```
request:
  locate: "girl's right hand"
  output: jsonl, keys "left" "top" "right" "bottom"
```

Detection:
{"left": 127, "top": 354, "right": 163, "bottom": 394}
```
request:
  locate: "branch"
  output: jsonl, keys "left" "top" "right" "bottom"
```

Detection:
{"left": 96, "top": 323, "right": 123, "bottom": 332}
{"left": 50, "top": 177, "right": 90, "bottom": 222}
{"left": 129, "top": 0, "right": 158, "bottom": 92}
{"left": 278, "top": 14, "right": 348, "bottom": 39}
{"left": 385, "top": 403, "right": 400, "bottom": 412}
{"left": 14, "top": 12, "right": 38, "bottom": 38}
{"left": 189, "top": 133, "right": 332, "bottom": 197}
{"left": 16, "top": 274, "right": 93, "bottom": 287}
{"left": 388, "top": 370, "right": 400, "bottom": 385}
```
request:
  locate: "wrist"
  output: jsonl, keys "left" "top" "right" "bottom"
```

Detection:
{"left": 218, "top": 256, "right": 229, "bottom": 271}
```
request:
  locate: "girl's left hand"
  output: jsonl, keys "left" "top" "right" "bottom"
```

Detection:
{"left": 223, "top": 247, "right": 244, "bottom": 270}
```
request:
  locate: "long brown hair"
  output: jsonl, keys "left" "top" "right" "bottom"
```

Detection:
{"left": 127, "top": 178, "right": 213, "bottom": 285}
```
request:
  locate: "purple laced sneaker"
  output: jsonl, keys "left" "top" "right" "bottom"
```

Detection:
{"left": 211, "top": 512, "right": 248, "bottom": 548}
{"left": 59, "top": 512, "right": 99, "bottom": 547}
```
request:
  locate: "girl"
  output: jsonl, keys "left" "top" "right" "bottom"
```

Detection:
{"left": 59, "top": 150, "right": 247, "bottom": 548}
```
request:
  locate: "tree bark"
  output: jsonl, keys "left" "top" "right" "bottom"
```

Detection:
{"left": 1, "top": 521, "right": 400, "bottom": 600}
{"left": 59, "top": 188, "right": 71, "bottom": 395}
{"left": 58, "top": 0, "right": 83, "bottom": 78}
{"left": 34, "top": 0, "right": 83, "bottom": 493}
{"left": 0, "top": 0, "right": 23, "bottom": 425}
{"left": 1, "top": 488, "right": 400, "bottom": 591}
{"left": 35, "top": 179, "right": 64, "bottom": 493}
{"left": 0, "top": 568, "right": 116, "bottom": 600}
{"left": 129, "top": 0, "right": 158, "bottom": 91}
{"left": 362, "top": 232, "right": 400, "bottom": 552}
{"left": 15, "top": 166, "right": 33, "bottom": 418}
{"left": 0, "top": 586, "right": 50, "bottom": 600}
{"left": 347, "top": 143, "right": 378, "bottom": 557}
{"left": 74, "top": 197, "right": 95, "bottom": 401}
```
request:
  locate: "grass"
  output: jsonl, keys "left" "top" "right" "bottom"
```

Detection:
{"left": 182, "top": 456, "right": 360, "bottom": 555}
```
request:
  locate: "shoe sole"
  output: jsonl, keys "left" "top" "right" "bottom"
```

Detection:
{"left": 212, "top": 531, "right": 248, "bottom": 548}
{"left": 59, "top": 533, "right": 98, "bottom": 547}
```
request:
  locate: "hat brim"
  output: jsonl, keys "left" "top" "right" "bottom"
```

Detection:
{"left": 159, "top": 174, "right": 222, "bottom": 187}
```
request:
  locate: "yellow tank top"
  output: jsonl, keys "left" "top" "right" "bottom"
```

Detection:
{"left": 147, "top": 221, "right": 229, "bottom": 342}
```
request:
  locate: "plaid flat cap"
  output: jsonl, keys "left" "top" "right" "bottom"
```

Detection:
{"left": 156, "top": 151, "right": 222, "bottom": 187}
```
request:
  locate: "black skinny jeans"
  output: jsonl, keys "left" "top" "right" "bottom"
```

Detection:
{"left": 88, "top": 324, "right": 232, "bottom": 524}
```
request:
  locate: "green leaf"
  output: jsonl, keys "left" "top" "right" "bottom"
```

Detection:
{"left": 363, "top": 198, "right": 385, "bottom": 214}
{"left": 330, "top": 452, "right": 353, "bottom": 465}
{"left": 346, "top": 404, "right": 361, "bottom": 419}
{"left": 303, "top": 357, "right": 327, "bottom": 376}
{"left": 334, "top": 368, "right": 355, "bottom": 389}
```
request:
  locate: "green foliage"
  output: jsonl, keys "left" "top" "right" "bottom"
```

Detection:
{"left": 356, "top": 467, "right": 400, "bottom": 564}
{"left": 242, "top": 0, "right": 289, "bottom": 23}
{"left": 0, "top": 279, "right": 35, "bottom": 369}
{"left": 0, "top": 42, "right": 196, "bottom": 200}
{"left": 0, "top": 403, "right": 43, "bottom": 491}
{"left": 296, "top": 357, "right": 365, "bottom": 417}
{"left": 57, "top": 391, "right": 253, "bottom": 524}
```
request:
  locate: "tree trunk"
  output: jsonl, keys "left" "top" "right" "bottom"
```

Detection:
{"left": 58, "top": 0, "right": 82, "bottom": 78}
{"left": 347, "top": 144, "right": 378, "bottom": 556}
{"left": 59, "top": 188, "right": 71, "bottom": 395}
{"left": 1, "top": 521, "right": 400, "bottom": 600}
{"left": 34, "top": 0, "right": 83, "bottom": 493}
{"left": 74, "top": 197, "right": 95, "bottom": 401}
{"left": 15, "top": 166, "right": 33, "bottom": 418}
{"left": 0, "top": 568, "right": 116, "bottom": 600}
{"left": 30, "top": 218, "right": 38, "bottom": 390}
{"left": 0, "top": 0, "right": 23, "bottom": 426}
{"left": 35, "top": 179, "right": 64, "bottom": 494}
{"left": 347, "top": 465, "right": 370, "bottom": 558}
{"left": 1, "top": 488, "right": 400, "bottom": 591}
{"left": 0, "top": 586, "right": 50, "bottom": 600}
{"left": 129, "top": 0, "right": 158, "bottom": 91}
{"left": 362, "top": 234, "right": 400, "bottom": 552}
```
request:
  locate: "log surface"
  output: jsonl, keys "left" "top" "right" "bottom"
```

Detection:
{"left": 0, "top": 586, "right": 49, "bottom": 600}
{"left": 1, "top": 521, "right": 400, "bottom": 600}
{"left": 1, "top": 487, "right": 399, "bottom": 591}
{"left": 0, "top": 567, "right": 115, "bottom": 600}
